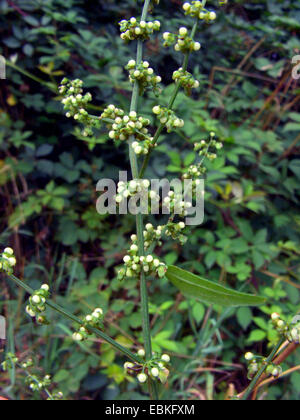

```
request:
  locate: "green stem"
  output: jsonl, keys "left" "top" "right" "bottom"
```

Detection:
{"left": 6, "top": 274, "right": 143, "bottom": 365}
{"left": 139, "top": 19, "right": 199, "bottom": 178}
{"left": 126, "top": 0, "right": 159, "bottom": 400}
{"left": 241, "top": 338, "right": 286, "bottom": 401}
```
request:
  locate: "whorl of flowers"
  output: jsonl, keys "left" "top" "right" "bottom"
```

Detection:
{"left": 119, "top": 18, "right": 161, "bottom": 42}
{"left": 115, "top": 180, "right": 160, "bottom": 206}
{"left": 118, "top": 243, "right": 167, "bottom": 281}
{"left": 107, "top": 111, "right": 152, "bottom": 145}
{"left": 271, "top": 313, "right": 300, "bottom": 345}
{"left": 25, "top": 284, "right": 50, "bottom": 325}
{"left": 244, "top": 352, "right": 283, "bottom": 380}
{"left": 59, "top": 78, "right": 101, "bottom": 137}
{"left": 182, "top": 1, "right": 217, "bottom": 21}
{"left": 124, "top": 351, "right": 171, "bottom": 384}
{"left": 0, "top": 247, "right": 16, "bottom": 275}
{"left": 163, "top": 27, "right": 201, "bottom": 54}
{"left": 194, "top": 132, "right": 223, "bottom": 161}
{"left": 152, "top": 105, "right": 184, "bottom": 132}
{"left": 173, "top": 68, "right": 199, "bottom": 95}
{"left": 126, "top": 60, "right": 162, "bottom": 96}
{"left": 72, "top": 308, "right": 104, "bottom": 342}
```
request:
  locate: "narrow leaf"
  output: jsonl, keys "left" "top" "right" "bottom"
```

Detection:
{"left": 166, "top": 266, "right": 265, "bottom": 307}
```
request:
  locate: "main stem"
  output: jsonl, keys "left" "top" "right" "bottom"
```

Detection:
{"left": 139, "top": 19, "right": 199, "bottom": 178}
{"left": 127, "top": 0, "right": 158, "bottom": 399}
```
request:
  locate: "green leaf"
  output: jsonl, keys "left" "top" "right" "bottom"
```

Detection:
{"left": 166, "top": 266, "right": 266, "bottom": 307}
{"left": 237, "top": 307, "right": 252, "bottom": 330}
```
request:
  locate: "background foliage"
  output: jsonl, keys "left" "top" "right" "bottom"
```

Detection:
{"left": 0, "top": 0, "right": 300, "bottom": 400}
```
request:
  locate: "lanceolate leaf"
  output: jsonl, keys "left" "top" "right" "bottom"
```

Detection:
{"left": 166, "top": 266, "right": 266, "bottom": 307}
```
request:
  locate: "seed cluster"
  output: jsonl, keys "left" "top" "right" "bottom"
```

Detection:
{"left": 163, "top": 27, "right": 201, "bottom": 53}
{"left": 152, "top": 106, "right": 184, "bottom": 132}
{"left": 173, "top": 68, "right": 199, "bottom": 95}
{"left": 118, "top": 246, "right": 167, "bottom": 281}
{"left": 124, "top": 351, "right": 171, "bottom": 384}
{"left": 26, "top": 284, "right": 50, "bottom": 325}
{"left": 183, "top": 1, "right": 217, "bottom": 22}
{"left": 0, "top": 247, "right": 16, "bottom": 275}
{"left": 60, "top": 78, "right": 100, "bottom": 137}
{"left": 244, "top": 352, "right": 282, "bottom": 380}
{"left": 72, "top": 308, "right": 104, "bottom": 342}
{"left": 119, "top": 18, "right": 161, "bottom": 42}
{"left": 194, "top": 132, "right": 223, "bottom": 161}
{"left": 271, "top": 313, "right": 300, "bottom": 344}
{"left": 126, "top": 60, "right": 162, "bottom": 96}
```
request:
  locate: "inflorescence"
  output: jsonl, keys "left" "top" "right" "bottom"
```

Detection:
{"left": 152, "top": 105, "right": 184, "bottom": 132}
{"left": 59, "top": 78, "right": 101, "bottom": 137}
{"left": 72, "top": 308, "right": 104, "bottom": 342}
{"left": 124, "top": 351, "right": 171, "bottom": 384}
{"left": 0, "top": 247, "right": 16, "bottom": 275}
{"left": 119, "top": 18, "right": 161, "bottom": 42}
{"left": 26, "top": 284, "right": 50, "bottom": 325}
{"left": 126, "top": 60, "right": 162, "bottom": 95}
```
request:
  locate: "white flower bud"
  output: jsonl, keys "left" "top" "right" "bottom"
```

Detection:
{"left": 179, "top": 27, "right": 188, "bottom": 37}
{"left": 138, "top": 349, "right": 145, "bottom": 357}
{"left": 151, "top": 367, "right": 159, "bottom": 377}
{"left": 137, "top": 373, "right": 147, "bottom": 383}
{"left": 161, "top": 354, "right": 170, "bottom": 363}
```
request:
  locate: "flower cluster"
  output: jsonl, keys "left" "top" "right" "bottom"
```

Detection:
{"left": 0, "top": 247, "right": 16, "bottom": 275}
{"left": 59, "top": 78, "right": 100, "bottom": 137}
{"left": 72, "top": 308, "right": 104, "bottom": 342}
{"left": 163, "top": 27, "right": 201, "bottom": 53}
{"left": 194, "top": 132, "right": 223, "bottom": 161}
{"left": 153, "top": 105, "right": 184, "bottom": 132}
{"left": 244, "top": 352, "right": 282, "bottom": 380}
{"left": 119, "top": 18, "right": 161, "bottom": 42}
{"left": 126, "top": 60, "right": 162, "bottom": 96}
{"left": 124, "top": 351, "right": 171, "bottom": 384}
{"left": 172, "top": 68, "right": 199, "bottom": 95}
{"left": 26, "top": 284, "right": 50, "bottom": 325}
{"left": 271, "top": 313, "right": 300, "bottom": 344}
{"left": 163, "top": 190, "right": 192, "bottom": 217}
{"left": 115, "top": 180, "right": 160, "bottom": 206}
{"left": 141, "top": 223, "right": 163, "bottom": 249}
{"left": 26, "top": 374, "right": 52, "bottom": 392}
{"left": 183, "top": 164, "right": 206, "bottom": 179}
{"left": 183, "top": 2, "right": 217, "bottom": 22}
{"left": 100, "top": 104, "right": 125, "bottom": 121}
{"left": 1, "top": 352, "right": 18, "bottom": 371}
{"left": 164, "top": 221, "right": 187, "bottom": 245}
{"left": 108, "top": 111, "right": 152, "bottom": 144}
{"left": 118, "top": 246, "right": 167, "bottom": 281}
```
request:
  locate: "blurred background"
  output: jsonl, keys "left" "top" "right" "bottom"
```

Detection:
{"left": 0, "top": 0, "right": 300, "bottom": 400}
